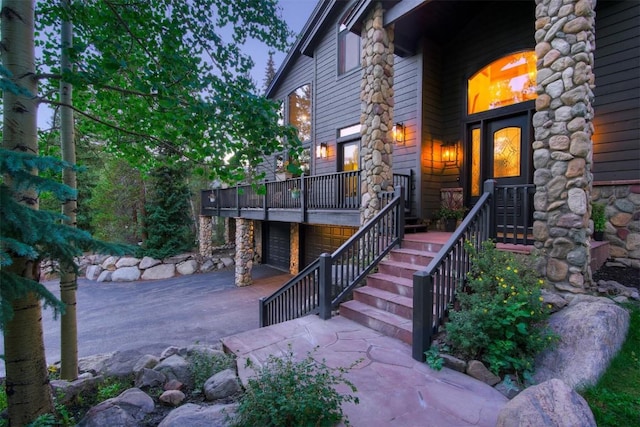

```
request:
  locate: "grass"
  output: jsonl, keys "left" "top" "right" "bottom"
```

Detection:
{"left": 579, "top": 302, "right": 640, "bottom": 427}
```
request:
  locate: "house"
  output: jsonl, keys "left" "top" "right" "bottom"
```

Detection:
{"left": 199, "top": 0, "right": 639, "bottom": 355}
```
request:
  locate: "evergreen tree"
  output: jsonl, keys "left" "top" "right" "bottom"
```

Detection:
{"left": 141, "top": 163, "right": 194, "bottom": 259}
{"left": 263, "top": 51, "right": 277, "bottom": 94}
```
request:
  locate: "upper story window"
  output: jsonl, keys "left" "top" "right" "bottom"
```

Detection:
{"left": 288, "top": 84, "right": 312, "bottom": 142}
{"left": 338, "top": 24, "right": 360, "bottom": 75}
{"left": 468, "top": 51, "right": 537, "bottom": 114}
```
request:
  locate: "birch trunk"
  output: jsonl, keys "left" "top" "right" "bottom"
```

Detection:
{"left": 1, "top": 0, "right": 55, "bottom": 422}
{"left": 59, "top": 0, "right": 79, "bottom": 381}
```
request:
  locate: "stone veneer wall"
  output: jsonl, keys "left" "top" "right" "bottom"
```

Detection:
{"left": 592, "top": 181, "right": 640, "bottom": 269}
{"left": 532, "top": 0, "right": 596, "bottom": 293}
{"left": 290, "top": 223, "right": 300, "bottom": 274}
{"left": 234, "top": 218, "right": 254, "bottom": 287}
{"left": 198, "top": 215, "right": 213, "bottom": 257}
{"left": 359, "top": 2, "right": 395, "bottom": 225}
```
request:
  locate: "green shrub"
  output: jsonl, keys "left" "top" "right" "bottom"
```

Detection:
{"left": 96, "top": 378, "right": 129, "bottom": 402}
{"left": 445, "top": 240, "right": 557, "bottom": 380}
{"left": 187, "top": 350, "right": 236, "bottom": 392}
{"left": 231, "top": 347, "right": 360, "bottom": 427}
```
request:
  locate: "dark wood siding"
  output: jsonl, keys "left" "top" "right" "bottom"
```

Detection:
{"left": 592, "top": 0, "right": 640, "bottom": 182}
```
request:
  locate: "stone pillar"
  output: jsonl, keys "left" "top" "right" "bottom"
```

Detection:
{"left": 290, "top": 223, "right": 300, "bottom": 274}
{"left": 198, "top": 215, "right": 213, "bottom": 257}
{"left": 360, "top": 2, "right": 395, "bottom": 225}
{"left": 532, "top": 0, "right": 596, "bottom": 292}
{"left": 234, "top": 218, "right": 254, "bottom": 287}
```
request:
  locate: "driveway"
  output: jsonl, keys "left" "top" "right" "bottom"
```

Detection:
{"left": 0, "top": 265, "right": 290, "bottom": 377}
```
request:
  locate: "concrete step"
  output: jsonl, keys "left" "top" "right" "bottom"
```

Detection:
{"left": 339, "top": 300, "right": 412, "bottom": 345}
{"left": 353, "top": 286, "right": 413, "bottom": 320}
{"left": 401, "top": 237, "right": 445, "bottom": 253}
{"left": 366, "top": 273, "right": 414, "bottom": 298}
{"left": 378, "top": 260, "right": 424, "bottom": 280}
{"left": 389, "top": 247, "right": 436, "bottom": 266}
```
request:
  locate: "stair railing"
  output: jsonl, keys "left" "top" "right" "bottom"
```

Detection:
{"left": 412, "top": 180, "right": 496, "bottom": 361}
{"left": 260, "top": 188, "right": 404, "bottom": 327}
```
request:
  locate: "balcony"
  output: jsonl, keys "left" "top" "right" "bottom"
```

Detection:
{"left": 201, "top": 170, "right": 414, "bottom": 227}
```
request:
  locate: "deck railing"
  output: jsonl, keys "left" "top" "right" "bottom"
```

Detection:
{"left": 260, "top": 188, "right": 404, "bottom": 327}
{"left": 411, "top": 180, "right": 537, "bottom": 361}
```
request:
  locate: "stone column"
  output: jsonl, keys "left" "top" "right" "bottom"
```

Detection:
{"left": 198, "top": 215, "right": 213, "bottom": 257}
{"left": 290, "top": 223, "right": 300, "bottom": 274}
{"left": 234, "top": 218, "right": 254, "bottom": 287}
{"left": 532, "top": 0, "right": 596, "bottom": 292}
{"left": 360, "top": 2, "right": 395, "bottom": 225}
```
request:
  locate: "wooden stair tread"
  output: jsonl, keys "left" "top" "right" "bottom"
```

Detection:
{"left": 367, "top": 272, "right": 414, "bottom": 286}
{"left": 355, "top": 286, "right": 413, "bottom": 308}
{"left": 379, "top": 259, "right": 425, "bottom": 270}
{"left": 340, "top": 300, "right": 412, "bottom": 330}
{"left": 391, "top": 247, "right": 438, "bottom": 257}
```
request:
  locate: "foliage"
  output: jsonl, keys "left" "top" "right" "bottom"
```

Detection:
{"left": 140, "top": 163, "right": 194, "bottom": 259}
{"left": 96, "top": 378, "right": 129, "bottom": 402}
{"left": 231, "top": 347, "right": 360, "bottom": 427}
{"left": 0, "top": 149, "right": 131, "bottom": 328}
{"left": 436, "top": 205, "right": 467, "bottom": 220}
{"left": 424, "top": 345, "right": 444, "bottom": 371}
{"left": 88, "top": 156, "right": 144, "bottom": 244}
{"left": 591, "top": 202, "right": 607, "bottom": 232}
{"left": 187, "top": 350, "right": 236, "bottom": 392}
{"left": 580, "top": 303, "right": 640, "bottom": 426}
{"left": 35, "top": 0, "right": 302, "bottom": 184}
{"left": 444, "top": 240, "right": 557, "bottom": 379}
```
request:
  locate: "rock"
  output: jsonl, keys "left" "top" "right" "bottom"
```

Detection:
{"left": 466, "top": 360, "right": 501, "bottom": 386}
{"left": 158, "top": 403, "right": 238, "bottom": 427}
{"left": 133, "top": 354, "right": 160, "bottom": 373}
{"left": 200, "top": 259, "right": 215, "bottom": 272}
{"left": 441, "top": 354, "right": 467, "bottom": 373}
{"left": 597, "top": 279, "right": 639, "bottom": 300}
{"left": 496, "top": 379, "right": 596, "bottom": 427}
{"left": 96, "top": 270, "right": 112, "bottom": 282}
{"left": 139, "top": 256, "right": 162, "bottom": 269}
{"left": 540, "top": 288, "right": 568, "bottom": 312}
{"left": 163, "top": 379, "right": 184, "bottom": 391}
{"left": 111, "top": 266, "right": 141, "bottom": 282}
{"left": 154, "top": 355, "right": 193, "bottom": 388}
{"left": 177, "top": 259, "right": 199, "bottom": 275}
{"left": 77, "top": 388, "right": 155, "bottom": 427}
{"left": 142, "top": 263, "right": 176, "bottom": 280}
{"left": 221, "top": 257, "right": 234, "bottom": 268}
{"left": 116, "top": 257, "right": 141, "bottom": 268}
{"left": 78, "top": 353, "right": 116, "bottom": 376}
{"left": 494, "top": 375, "right": 522, "bottom": 400}
{"left": 159, "top": 390, "right": 186, "bottom": 406}
{"left": 51, "top": 375, "right": 104, "bottom": 404}
{"left": 85, "top": 265, "right": 102, "bottom": 281}
{"left": 101, "top": 349, "right": 146, "bottom": 378}
{"left": 101, "top": 256, "right": 119, "bottom": 270}
{"left": 134, "top": 368, "right": 166, "bottom": 389}
{"left": 160, "top": 346, "right": 181, "bottom": 359}
{"left": 203, "top": 368, "right": 241, "bottom": 401}
{"left": 182, "top": 344, "right": 225, "bottom": 359}
{"left": 164, "top": 254, "right": 192, "bottom": 264}
{"left": 534, "top": 298, "right": 630, "bottom": 389}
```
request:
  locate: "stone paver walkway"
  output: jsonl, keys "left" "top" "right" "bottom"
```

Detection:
{"left": 222, "top": 315, "right": 508, "bottom": 427}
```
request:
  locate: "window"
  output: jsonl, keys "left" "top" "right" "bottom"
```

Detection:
{"left": 288, "top": 84, "right": 312, "bottom": 142}
{"left": 468, "top": 51, "right": 537, "bottom": 114}
{"left": 338, "top": 24, "right": 360, "bottom": 75}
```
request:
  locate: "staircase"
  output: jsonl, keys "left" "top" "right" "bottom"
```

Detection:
{"left": 339, "top": 232, "right": 448, "bottom": 345}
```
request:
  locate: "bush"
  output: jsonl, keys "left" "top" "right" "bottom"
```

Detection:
{"left": 231, "top": 347, "right": 360, "bottom": 427}
{"left": 444, "top": 240, "right": 557, "bottom": 380}
{"left": 187, "top": 350, "right": 236, "bottom": 392}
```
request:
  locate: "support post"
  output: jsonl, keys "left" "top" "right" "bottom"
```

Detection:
{"left": 484, "top": 179, "right": 497, "bottom": 241}
{"left": 412, "top": 270, "right": 433, "bottom": 362}
{"left": 319, "top": 253, "right": 332, "bottom": 320}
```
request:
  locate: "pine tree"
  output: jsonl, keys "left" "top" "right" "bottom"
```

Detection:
{"left": 263, "top": 51, "right": 277, "bottom": 94}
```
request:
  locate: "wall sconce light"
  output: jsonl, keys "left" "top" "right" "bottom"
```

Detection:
{"left": 316, "top": 142, "right": 328, "bottom": 159}
{"left": 441, "top": 141, "right": 457, "bottom": 164}
{"left": 208, "top": 191, "right": 216, "bottom": 203}
{"left": 392, "top": 123, "right": 405, "bottom": 144}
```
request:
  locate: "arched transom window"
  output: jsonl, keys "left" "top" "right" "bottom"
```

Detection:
{"left": 468, "top": 51, "right": 537, "bottom": 114}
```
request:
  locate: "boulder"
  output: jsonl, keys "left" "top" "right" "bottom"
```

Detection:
{"left": 78, "top": 353, "right": 116, "bottom": 376}
{"left": 134, "top": 368, "right": 166, "bottom": 389}
{"left": 77, "top": 388, "right": 155, "bottom": 427}
{"left": 154, "top": 354, "right": 193, "bottom": 388}
{"left": 51, "top": 375, "right": 104, "bottom": 404}
{"left": 159, "top": 390, "right": 186, "bottom": 406}
{"left": 139, "top": 256, "right": 162, "bottom": 269}
{"left": 111, "top": 266, "right": 141, "bottom": 282}
{"left": 158, "top": 403, "right": 238, "bottom": 427}
{"left": 534, "top": 297, "right": 630, "bottom": 389}
{"left": 142, "top": 264, "right": 176, "bottom": 280}
{"left": 177, "top": 259, "right": 199, "bottom": 275}
{"left": 116, "top": 257, "right": 141, "bottom": 268}
{"left": 466, "top": 360, "right": 501, "bottom": 386}
{"left": 101, "top": 256, "right": 119, "bottom": 271}
{"left": 203, "top": 368, "right": 241, "bottom": 401}
{"left": 496, "top": 379, "right": 596, "bottom": 427}
{"left": 100, "top": 349, "right": 146, "bottom": 378}
{"left": 96, "top": 270, "right": 112, "bottom": 282}
{"left": 132, "top": 354, "right": 160, "bottom": 373}
{"left": 221, "top": 257, "right": 234, "bottom": 268}
{"left": 85, "top": 265, "right": 103, "bottom": 281}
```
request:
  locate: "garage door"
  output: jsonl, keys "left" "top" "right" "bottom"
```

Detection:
{"left": 303, "top": 225, "right": 356, "bottom": 267}
{"left": 264, "top": 222, "right": 291, "bottom": 271}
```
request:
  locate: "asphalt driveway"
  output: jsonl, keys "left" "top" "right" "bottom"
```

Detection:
{"left": 0, "top": 265, "right": 289, "bottom": 377}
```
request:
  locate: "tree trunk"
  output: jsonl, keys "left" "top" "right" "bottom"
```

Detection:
{"left": 1, "top": 0, "right": 55, "bottom": 423}
{"left": 59, "top": 0, "right": 79, "bottom": 381}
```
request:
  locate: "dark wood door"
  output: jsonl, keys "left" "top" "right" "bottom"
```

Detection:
{"left": 264, "top": 222, "right": 291, "bottom": 271}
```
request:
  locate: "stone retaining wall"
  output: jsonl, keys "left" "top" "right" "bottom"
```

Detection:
{"left": 592, "top": 181, "right": 640, "bottom": 269}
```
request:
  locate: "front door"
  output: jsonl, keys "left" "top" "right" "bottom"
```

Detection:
{"left": 469, "top": 112, "right": 533, "bottom": 241}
